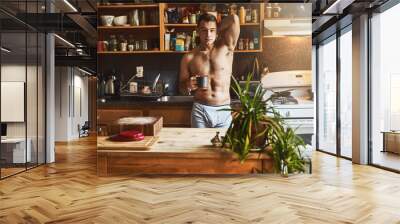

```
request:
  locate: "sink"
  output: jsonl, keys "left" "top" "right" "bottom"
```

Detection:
{"left": 158, "top": 95, "right": 194, "bottom": 102}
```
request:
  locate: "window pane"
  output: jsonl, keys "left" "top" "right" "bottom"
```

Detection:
{"left": 371, "top": 3, "right": 400, "bottom": 171}
{"left": 318, "top": 37, "right": 337, "bottom": 154}
{"left": 340, "top": 28, "right": 352, "bottom": 158}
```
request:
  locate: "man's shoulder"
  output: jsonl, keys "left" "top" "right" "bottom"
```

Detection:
{"left": 182, "top": 48, "right": 200, "bottom": 61}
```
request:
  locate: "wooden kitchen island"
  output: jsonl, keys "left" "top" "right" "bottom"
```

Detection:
{"left": 97, "top": 128, "right": 273, "bottom": 176}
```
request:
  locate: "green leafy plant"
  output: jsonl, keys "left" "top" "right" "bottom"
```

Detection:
{"left": 221, "top": 73, "right": 307, "bottom": 175}
{"left": 221, "top": 73, "right": 269, "bottom": 162}
{"left": 265, "top": 121, "right": 306, "bottom": 175}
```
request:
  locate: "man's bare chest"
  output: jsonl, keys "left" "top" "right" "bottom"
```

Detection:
{"left": 188, "top": 50, "right": 233, "bottom": 76}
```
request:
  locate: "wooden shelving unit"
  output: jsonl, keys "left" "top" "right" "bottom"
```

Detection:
{"left": 97, "top": 4, "right": 159, "bottom": 9}
{"left": 98, "top": 51, "right": 162, "bottom": 54}
{"left": 164, "top": 24, "right": 197, "bottom": 27}
{"left": 97, "top": 3, "right": 264, "bottom": 55}
{"left": 98, "top": 25, "right": 159, "bottom": 30}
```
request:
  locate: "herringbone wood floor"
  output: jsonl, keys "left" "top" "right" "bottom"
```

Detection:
{"left": 1, "top": 137, "right": 400, "bottom": 224}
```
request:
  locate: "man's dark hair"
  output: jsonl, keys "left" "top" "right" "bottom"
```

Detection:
{"left": 197, "top": 13, "right": 217, "bottom": 27}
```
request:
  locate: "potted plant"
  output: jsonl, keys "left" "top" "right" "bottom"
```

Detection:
{"left": 222, "top": 74, "right": 277, "bottom": 162}
{"left": 221, "top": 73, "right": 307, "bottom": 175}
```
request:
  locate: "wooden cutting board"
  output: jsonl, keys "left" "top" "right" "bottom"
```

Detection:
{"left": 97, "top": 136, "right": 159, "bottom": 151}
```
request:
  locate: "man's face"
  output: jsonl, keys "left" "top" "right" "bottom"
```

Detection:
{"left": 197, "top": 21, "right": 217, "bottom": 47}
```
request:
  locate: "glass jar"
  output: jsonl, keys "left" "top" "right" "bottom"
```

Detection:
{"left": 139, "top": 10, "right": 146, "bottom": 25}
{"left": 119, "top": 35, "right": 127, "bottom": 51}
{"left": 109, "top": 35, "right": 118, "bottom": 51}
{"left": 238, "top": 38, "right": 244, "bottom": 50}
{"left": 142, "top": 40, "right": 148, "bottom": 50}
{"left": 135, "top": 40, "right": 140, "bottom": 51}
{"left": 128, "top": 35, "right": 135, "bottom": 51}
{"left": 245, "top": 8, "right": 252, "bottom": 22}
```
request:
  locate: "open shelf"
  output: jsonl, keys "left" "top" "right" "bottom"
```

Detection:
{"left": 98, "top": 25, "right": 160, "bottom": 30}
{"left": 98, "top": 49, "right": 262, "bottom": 55}
{"left": 98, "top": 3, "right": 264, "bottom": 54}
{"left": 165, "top": 24, "right": 197, "bottom": 27}
{"left": 97, "top": 4, "right": 159, "bottom": 9}
{"left": 98, "top": 51, "right": 162, "bottom": 54}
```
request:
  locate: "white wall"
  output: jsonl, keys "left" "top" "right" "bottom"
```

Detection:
{"left": 55, "top": 67, "right": 89, "bottom": 141}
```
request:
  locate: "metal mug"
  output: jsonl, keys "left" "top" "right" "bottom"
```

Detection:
{"left": 196, "top": 76, "right": 209, "bottom": 90}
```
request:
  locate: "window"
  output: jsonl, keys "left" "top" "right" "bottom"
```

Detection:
{"left": 339, "top": 27, "right": 352, "bottom": 158}
{"left": 317, "top": 36, "right": 337, "bottom": 154}
{"left": 370, "top": 3, "right": 400, "bottom": 171}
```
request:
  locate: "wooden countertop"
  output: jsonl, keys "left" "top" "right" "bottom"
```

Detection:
{"left": 97, "top": 128, "right": 269, "bottom": 160}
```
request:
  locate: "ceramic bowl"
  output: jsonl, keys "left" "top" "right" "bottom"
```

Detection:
{"left": 100, "top": 15, "right": 114, "bottom": 26}
{"left": 113, "top": 16, "right": 128, "bottom": 26}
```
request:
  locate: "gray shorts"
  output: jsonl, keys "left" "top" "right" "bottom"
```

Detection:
{"left": 191, "top": 102, "right": 232, "bottom": 128}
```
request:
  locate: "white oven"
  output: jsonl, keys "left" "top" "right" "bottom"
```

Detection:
{"left": 261, "top": 70, "right": 315, "bottom": 146}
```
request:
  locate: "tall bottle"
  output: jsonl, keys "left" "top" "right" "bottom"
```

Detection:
{"left": 239, "top": 6, "right": 245, "bottom": 24}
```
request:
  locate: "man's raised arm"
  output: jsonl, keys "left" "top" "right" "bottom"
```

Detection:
{"left": 217, "top": 14, "right": 240, "bottom": 51}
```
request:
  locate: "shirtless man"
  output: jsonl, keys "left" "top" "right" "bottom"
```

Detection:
{"left": 179, "top": 13, "right": 240, "bottom": 128}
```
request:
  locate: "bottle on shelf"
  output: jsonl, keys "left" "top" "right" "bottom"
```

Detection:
{"left": 251, "top": 8, "right": 258, "bottom": 23}
{"left": 165, "top": 33, "right": 171, "bottom": 51}
{"left": 191, "top": 30, "right": 197, "bottom": 49}
{"left": 128, "top": 35, "right": 135, "bottom": 51}
{"left": 249, "top": 39, "right": 254, "bottom": 50}
{"left": 239, "top": 6, "right": 245, "bottom": 24}
{"left": 245, "top": 8, "right": 252, "bottom": 23}
{"left": 253, "top": 31, "right": 259, "bottom": 49}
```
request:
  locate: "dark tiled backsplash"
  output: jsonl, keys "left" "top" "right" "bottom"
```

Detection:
{"left": 98, "top": 37, "right": 312, "bottom": 96}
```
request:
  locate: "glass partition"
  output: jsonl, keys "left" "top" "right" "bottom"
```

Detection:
{"left": 0, "top": 1, "right": 46, "bottom": 179}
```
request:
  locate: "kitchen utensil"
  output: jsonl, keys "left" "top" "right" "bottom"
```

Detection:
{"left": 152, "top": 73, "right": 161, "bottom": 92}
{"left": 113, "top": 16, "right": 128, "bottom": 26}
{"left": 101, "top": 15, "right": 114, "bottom": 26}
{"left": 105, "top": 75, "right": 116, "bottom": 95}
